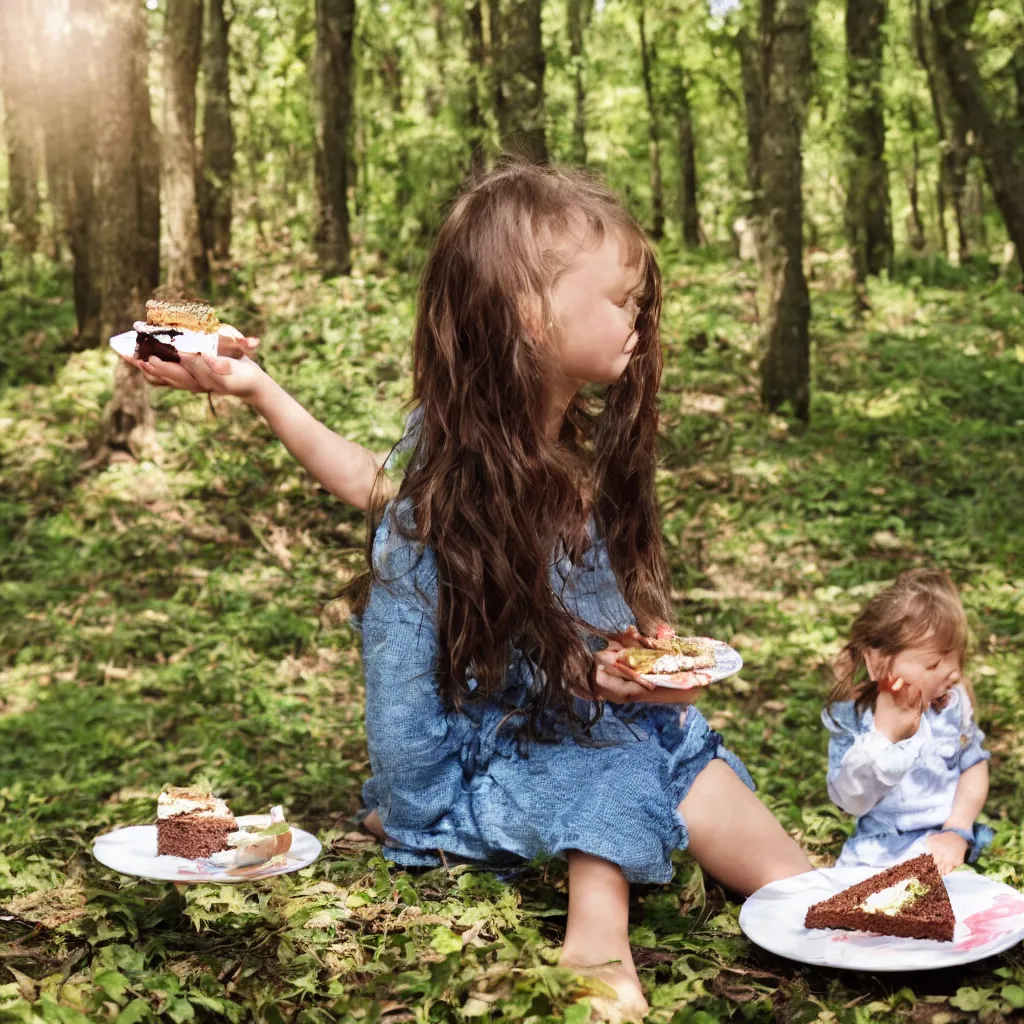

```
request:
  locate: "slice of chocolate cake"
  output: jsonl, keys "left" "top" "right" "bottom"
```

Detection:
{"left": 134, "top": 328, "right": 184, "bottom": 363}
{"left": 156, "top": 785, "right": 237, "bottom": 860}
{"left": 805, "top": 854, "right": 955, "bottom": 942}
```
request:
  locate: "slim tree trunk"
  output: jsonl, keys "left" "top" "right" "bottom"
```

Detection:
{"left": 914, "top": 0, "right": 970, "bottom": 263}
{"left": 567, "top": 0, "right": 592, "bottom": 166}
{"left": 0, "top": 0, "right": 41, "bottom": 254}
{"left": 314, "top": 0, "right": 355, "bottom": 276}
{"left": 638, "top": 1, "right": 663, "bottom": 240}
{"left": 200, "top": 0, "right": 235, "bottom": 262}
{"left": 164, "top": 0, "right": 208, "bottom": 292}
{"left": 757, "top": 0, "right": 812, "bottom": 421}
{"left": 466, "top": 0, "right": 487, "bottom": 178}
{"left": 845, "top": 0, "right": 893, "bottom": 284}
{"left": 1014, "top": 42, "right": 1024, "bottom": 143}
{"left": 737, "top": 25, "right": 764, "bottom": 238}
{"left": 905, "top": 103, "right": 927, "bottom": 250}
{"left": 492, "top": 0, "right": 546, "bottom": 162}
{"left": 60, "top": 0, "right": 102, "bottom": 347}
{"left": 930, "top": 0, "right": 1024, "bottom": 276}
{"left": 94, "top": 0, "right": 161, "bottom": 455}
{"left": 674, "top": 65, "right": 700, "bottom": 247}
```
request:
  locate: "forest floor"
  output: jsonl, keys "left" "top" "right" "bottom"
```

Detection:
{"left": 1, "top": 246, "right": 1022, "bottom": 1023}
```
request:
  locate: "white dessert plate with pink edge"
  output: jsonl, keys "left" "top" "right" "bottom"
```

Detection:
{"left": 646, "top": 638, "right": 742, "bottom": 690}
{"left": 740, "top": 866, "right": 1024, "bottom": 971}
{"left": 92, "top": 815, "right": 322, "bottom": 883}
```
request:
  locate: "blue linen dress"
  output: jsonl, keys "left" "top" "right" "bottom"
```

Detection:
{"left": 824, "top": 685, "right": 992, "bottom": 868}
{"left": 358, "top": 501, "right": 754, "bottom": 885}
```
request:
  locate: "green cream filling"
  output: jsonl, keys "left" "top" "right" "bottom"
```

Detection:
{"left": 858, "top": 877, "right": 930, "bottom": 916}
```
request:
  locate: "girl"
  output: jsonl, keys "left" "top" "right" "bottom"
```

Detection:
{"left": 824, "top": 569, "right": 992, "bottom": 876}
{"left": 127, "top": 163, "right": 810, "bottom": 1019}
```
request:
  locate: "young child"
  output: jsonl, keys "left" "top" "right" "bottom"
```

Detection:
{"left": 126, "top": 163, "right": 810, "bottom": 1019}
{"left": 824, "top": 569, "right": 992, "bottom": 876}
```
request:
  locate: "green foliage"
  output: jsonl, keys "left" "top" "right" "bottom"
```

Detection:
{"left": 1, "top": 247, "right": 1022, "bottom": 1020}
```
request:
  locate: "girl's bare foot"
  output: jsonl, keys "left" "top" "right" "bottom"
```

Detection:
{"left": 559, "top": 952, "right": 649, "bottom": 1022}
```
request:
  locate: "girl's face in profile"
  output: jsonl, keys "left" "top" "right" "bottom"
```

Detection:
{"left": 867, "top": 637, "right": 962, "bottom": 707}
{"left": 549, "top": 233, "right": 646, "bottom": 387}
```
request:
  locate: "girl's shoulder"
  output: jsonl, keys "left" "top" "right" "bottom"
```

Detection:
{"left": 371, "top": 499, "right": 437, "bottom": 595}
{"left": 821, "top": 699, "right": 869, "bottom": 737}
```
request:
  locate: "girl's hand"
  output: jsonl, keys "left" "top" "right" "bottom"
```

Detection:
{"left": 121, "top": 326, "right": 269, "bottom": 403}
{"left": 873, "top": 679, "right": 925, "bottom": 743}
{"left": 925, "top": 831, "right": 968, "bottom": 875}
{"left": 580, "top": 641, "right": 657, "bottom": 703}
{"left": 582, "top": 642, "right": 702, "bottom": 705}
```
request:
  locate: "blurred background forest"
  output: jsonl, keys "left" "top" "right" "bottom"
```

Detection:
{"left": 1, "top": 1, "right": 1023, "bottom": 1022}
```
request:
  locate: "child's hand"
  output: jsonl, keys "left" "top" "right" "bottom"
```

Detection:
{"left": 925, "top": 830, "right": 968, "bottom": 875}
{"left": 873, "top": 679, "right": 925, "bottom": 743}
{"left": 121, "top": 326, "right": 269, "bottom": 403}
{"left": 585, "top": 643, "right": 658, "bottom": 703}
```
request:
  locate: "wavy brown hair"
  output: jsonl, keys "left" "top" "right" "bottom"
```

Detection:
{"left": 358, "top": 161, "right": 671, "bottom": 741}
{"left": 826, "top": 568, "right": 972, "bottom": 718}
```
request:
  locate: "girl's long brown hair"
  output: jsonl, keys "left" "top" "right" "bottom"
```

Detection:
{"left": 826, "top": 568, "right": 972, "bottom": 717}
{"left": 358, "top": 161, "right": 671, "bottom": 741}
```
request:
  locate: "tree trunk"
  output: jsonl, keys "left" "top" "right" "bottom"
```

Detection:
{"left": 93, "top": 0, "right": 162, "bottom": 455}
{"left": 756, "top": 0, "right": 812, "bottom": 422}
{"left": 912, "top": 0, "right": 969, "bottom": 263}
{"left": 845, "top": 0, "right": 893, "bottom": 284}
{"left": 314, "top": 0, "right": 355, "bottom": 277}
{"left": 930, "top": 0, "right": 1024, "bottom": 276}
{"left": 567, "top": 0, "right": 592, "bottom": 166}
{"left": 638, "top": 2, "right": 663, "bottom": 240}
{"left": 164, "top": 0, "right": 208, "bottom": 293}
{"left": 1014, "top": 42, "right": 1024, "bottom": 141}
{"left": 674, "top": 66, "right": 700, "bottom": 247}
{"left": 0, "top": 0, "right": 41, "bottom": 254}
{"left": 737, "top": 26, "right": 764, "bottom": 234}
{"left": 492, "top": 0, "right": 546, "bottom": 162}
{"left": 905, "top": 103, "right": 927, "bottom": 250}
{"left": 59, "top": 0, "right": 102, "bottom": 347}
{"left": 466, "top": 0, "right": 487, "bottom": 178}
{"left": 200, "top": 0, "right": 235, "bottom": 262}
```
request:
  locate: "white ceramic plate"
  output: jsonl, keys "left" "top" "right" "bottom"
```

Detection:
{"left": 740, "top": 866, "right": 1024, "bottom": 970}
{"left": 647, "top": 639, "right": 743, "bottom": 690}
{"left": 92, "top": 815, "right": 322, "bottom": 884}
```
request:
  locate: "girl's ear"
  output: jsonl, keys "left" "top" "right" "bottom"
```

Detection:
{"left": 863, "top": 647, "right": 887, "bottom": 683}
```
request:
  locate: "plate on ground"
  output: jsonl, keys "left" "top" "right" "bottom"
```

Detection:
{"left": 648, "top": 638, "right": 743, "bottom": 690}
{"left": 92, "top": 815, "right": 322, "bottom": 883}
{"left": 740, "top": 866, "right": 1024, "bottom": 970}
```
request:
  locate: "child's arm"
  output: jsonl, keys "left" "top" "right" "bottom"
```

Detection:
{"left": 943, "top": 759, "right": 989, "bottom": 834}
{"left": 823, "top": 706, "right": 925, "bottom": 818}
{"left": 927, "top": 760, "right": 990, "bottom": 874}
{"left": 250, "top": 375, "right": 389, "bottom": 510}
{"left": 129, "top": 342, "right": 389, "bottom": 511}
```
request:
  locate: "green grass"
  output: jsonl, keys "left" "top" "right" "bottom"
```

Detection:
{"left": 1, "top": 248, "right": 1022, "bottom": 1023}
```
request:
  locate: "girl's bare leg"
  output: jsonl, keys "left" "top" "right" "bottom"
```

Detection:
{"left": 678, "top": 759, "right": 811, "bottom": 895}
{"left": 560, "top": 851, "right": 648, "bottom": 1022}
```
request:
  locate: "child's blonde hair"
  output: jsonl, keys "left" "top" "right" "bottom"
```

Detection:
{"left": 827, "top": 568, "right": 972, "bottom": 716}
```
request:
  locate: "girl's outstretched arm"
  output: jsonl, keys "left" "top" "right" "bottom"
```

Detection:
{"left": 126, "top": 338, "right": 388, "bottom": 512}
{"left": 249, "top": 374, "right": 387, "bottom": 510}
